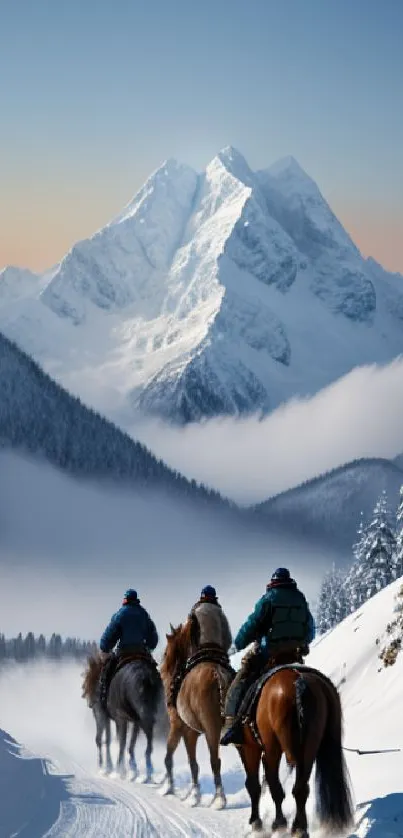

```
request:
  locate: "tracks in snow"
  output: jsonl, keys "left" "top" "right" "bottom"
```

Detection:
{"left": 42, "top": 758, "right": 246, "bottom": 838}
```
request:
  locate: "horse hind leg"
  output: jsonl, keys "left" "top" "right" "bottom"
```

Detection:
{"left": 105, "top": 716, "right": 113, "bottom": 774}
{"left": 261, "top": 735, "right": 287, "bottom": 832}
{"left": 240, "top": 740, "right": 263, "bottom": 831}
{"left": 128, "top": 721, "right": 139, "bottom": 781}
{"left": 143, "top": 719, "right": 155, "bottom": 783}
{"left": 204, "top": 726, "right": 226, "bottom": 809}
{"left": 163, "top": 712, "right": 183, "bottom": 795}
{"left": 275, "top": 727, "right": 310, "bottom": 837}
{"left": 95, "top": 708, "right": 112, "bottom": 775}
{"left": 116, "top": 720, "right": 128, "bottom": 779}
{"left": 290, "top": 765, "right": 310, "bottom": 838}
{"left": 95, "top": 713, "right": 104, "bottom": 771}
{"left": 183, "top": 727, "right": 201, "bottom": 806}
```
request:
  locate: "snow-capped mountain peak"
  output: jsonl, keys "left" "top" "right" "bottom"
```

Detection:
{"left": 0, "top": 266, "right": 43, "bottom": 301}
{"left": 266, "top": 154, "right": 309, "bottom": 180}
{"left": 112, "top": 157, "right": 197, "bottom": 228}
{"left": 213, "top": 145, "right": 255, "bottom": 186}
{"left": 1, "top": 146, "right": 403, "bottom": 425}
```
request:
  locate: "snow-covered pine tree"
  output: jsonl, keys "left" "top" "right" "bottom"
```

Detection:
{"left": 317, "top": 570, "right": 333, "bottom": 634}
{"left": 353, "top": 511, "right": 365, "bottom": 560}
{"left": 347, "top": 491, "right": 396, "bottom": 612}
{"left": 394, "top": 485, "right": 403, "bottom": 580}
{"left": 316, "top": 563, "right": 347, "bottom": 633}
{"left": 363, "top": 525, "right": 396, "bottom": 600}
{"left": 344, "top": 510, "right": 370, "bottom": 614}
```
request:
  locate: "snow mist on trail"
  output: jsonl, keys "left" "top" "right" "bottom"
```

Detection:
{"left": 134, "top": 358, "right": 403, "bottom": 504}
{"left": 0, "top": 662, "right": 97, "bottom": 772}
{"left": 0, "top": 451, "right": 330, "bottom": 640}
{"left": 0, "top": 660, "right": 243, "bottom": 792}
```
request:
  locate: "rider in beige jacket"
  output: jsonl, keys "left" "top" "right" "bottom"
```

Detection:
{"left": 188, "top": 585, "right": 232, "bottom": 653}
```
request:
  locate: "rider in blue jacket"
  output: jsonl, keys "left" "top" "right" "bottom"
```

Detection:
{"left": 221, "top": 568, "right": 315, "bottom": 746}
{"left": 100, "top": 589, "right": 158, "bottom": 655}
{"left": 99, "top": 589, "right": 158, "bottom": 704}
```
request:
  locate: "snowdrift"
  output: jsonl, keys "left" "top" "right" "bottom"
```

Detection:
{"left": 0, "top": 728, "right": 71, "bottom": 838}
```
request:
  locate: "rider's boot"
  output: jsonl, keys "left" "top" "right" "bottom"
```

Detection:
{"left": 220, "top": 715, "right": 243, "bottom": 746}
{"left": 220, "top": 648, "right": 264, "bottom": 746}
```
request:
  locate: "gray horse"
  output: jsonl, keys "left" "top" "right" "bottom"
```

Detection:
{"left": 82, "top": 653, "right": 165, "bottom": 779}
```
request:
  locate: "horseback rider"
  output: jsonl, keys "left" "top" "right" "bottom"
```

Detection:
{"left": 99, "top": 589, "right": 158, "bottom": 704}
{"left": 220, "top": 568, "right": 315, "bottom": 746}
{"left": 188, "top": 585, "right": 232, "bottom": 654}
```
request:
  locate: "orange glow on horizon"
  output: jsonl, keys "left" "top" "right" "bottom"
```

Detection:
{"left": 1, "top": 196, "right": 403, "bottom": 276}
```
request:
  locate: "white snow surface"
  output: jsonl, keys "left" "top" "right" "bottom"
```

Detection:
{"left": 2, "top": 578, "right": 403, "bottom": 836}
{"left": 2, "top": 147, "right": 403, "bottom": 424}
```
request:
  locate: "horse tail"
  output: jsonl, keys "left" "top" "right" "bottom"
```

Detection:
{"left": 211, "top": 663, "right": 233, "bottom": 725}
{"left": 314, "top": 680, "right": 354, "bottom": 831}
{"left": 212, "top": 668, "right": 227, "bottom": 721}
{"left": 138, "top": 665, "right": 162, "bottom": 712}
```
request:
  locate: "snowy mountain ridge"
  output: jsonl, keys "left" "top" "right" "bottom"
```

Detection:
{"left": 2, "top": 146, "right": 403, "bottom": 425}
{"left": 256, "top": 457, "right": 403, "bottom": 550}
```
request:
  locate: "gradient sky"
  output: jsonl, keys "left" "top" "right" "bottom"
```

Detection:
{"left": 1, "top": 0, "right": 402, "bottom": 273}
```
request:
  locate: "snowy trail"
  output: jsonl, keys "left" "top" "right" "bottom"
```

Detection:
{"left": 36, "top": 756, "right": 248, "bottom": 838}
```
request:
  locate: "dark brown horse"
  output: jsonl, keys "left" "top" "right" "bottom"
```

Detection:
{"left": 82, "top": 651, "right": 164, "bottom": 780}
{"left": 160, "top": 621, "right": 232, "bottom": 808}
{"left": 239, "top": 658, "right": 354, "bottom": 836}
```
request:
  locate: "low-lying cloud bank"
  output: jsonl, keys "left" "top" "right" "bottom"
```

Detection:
{"left": 133, "top": 359, "right": 403, "bottom": 504}
{"left": 0, "top": 451, "right": 330, "bottom": 641}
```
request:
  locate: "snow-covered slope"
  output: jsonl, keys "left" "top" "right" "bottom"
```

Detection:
{"left": 2, "top": 147, "right": 403, "bottom": 424}
{"left": 256, "top": 457, "right": 403, "bottom": 550}
{"left": 0, "top": 727, "right": 72, "bottom": 838}
{"left": 307, "top": 577, "right": 403, "bottom": 836}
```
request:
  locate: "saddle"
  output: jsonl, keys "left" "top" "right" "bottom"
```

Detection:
{"left": 169, "top": 644, "right": 235, "bottom": 708}
{"left": 115, "top": 649, "right": 157, "bottom": 674}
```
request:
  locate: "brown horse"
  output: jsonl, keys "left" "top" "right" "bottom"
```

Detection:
{"left": 239, "top": 660, "right": 354, "bottom": 836}
{"left": 160, "top": 621, "right": 233, "bottom": 808}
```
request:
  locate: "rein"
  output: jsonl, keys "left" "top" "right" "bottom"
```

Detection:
{"left": 342, "top": 745, "right": 401, "bottom": 755}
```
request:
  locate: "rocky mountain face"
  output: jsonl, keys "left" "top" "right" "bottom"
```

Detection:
{"left": 1, "top": 147, "right": 403, "bottom": 425}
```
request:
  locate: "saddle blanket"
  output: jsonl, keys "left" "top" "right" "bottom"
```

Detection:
{"left": 115, "top": 651, "right": 157, "bottom": 674}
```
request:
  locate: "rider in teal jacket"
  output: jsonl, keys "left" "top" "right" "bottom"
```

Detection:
{"left": 234, "top": 577, "right": 315, "bottom": 657}
{"left": 221, "top": 568, "right": 315, "bottom": 746}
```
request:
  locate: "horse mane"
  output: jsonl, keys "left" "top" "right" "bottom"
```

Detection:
{"left": 82, "top": 652, "right": 103, "bottom": 705}
{"left": 160, "top": 620, "right": 192, "bottom": 686}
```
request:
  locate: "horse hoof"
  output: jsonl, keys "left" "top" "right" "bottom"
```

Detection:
{"left": 188, "top": 788, "right": 201, "bottom": 807}
{"left": 272, "top": 816, "right": 287, "bottom": 832}
{"left": 128, "top": 769, "right": 138, "bottom": 782}
{"left": 250, "top": 819, "right": 263, "bottom": 833}
{"left": 211, "top": 793, "right": 226, "bottom": 810}
{"left": 161, "top": 783, "right": 175, "bottom": 796}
